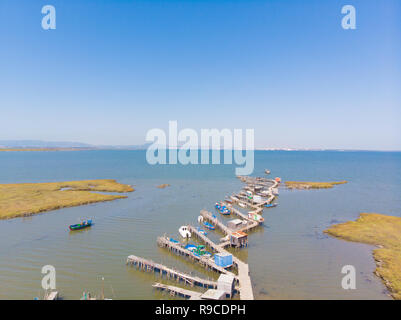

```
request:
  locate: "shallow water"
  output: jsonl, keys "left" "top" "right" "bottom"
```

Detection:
{"left": 0, "top": 150, "right": 399, "bottom": 299}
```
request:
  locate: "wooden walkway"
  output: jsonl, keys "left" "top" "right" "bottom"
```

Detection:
{"left": 127, "top": 254, "right": 218, "bottom": 289}
{"left": 152, "top": 282, "right": 202, "bottom": 300}
{"left": 190, "top": 218, "right": 255, "bottom": 300}
{"left": 156, "top": 236, "right": 235, "bottom": 276}
{"left": 126, "top": 175, "right": 279, "bottom": 301}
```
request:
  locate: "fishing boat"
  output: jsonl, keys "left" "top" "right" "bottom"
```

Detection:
{"left": 179, "top": 226, "right": 191, "bottom": 238}
{"left": 264, "top": 203, "right": 277, "bottom": 208}
{"left": 203, "top": 221, "right": 215, "bottom": 230}
{"left": 265, "top": 169, "right": 271, "bottom": 174}
{"left": 69, "top": 219, "right": 92, "bottom": 231}
{"left": 215, "top": 202, "right": 231, "bottom": 215}
{"left": 238, "top": 202, "right": 246, "bottom": 208}
{"left": 184, "top": 244, "right": 197, "bottom": 251}
{"left": 248, "top": 212, "right": 265, "bottom": 223}
{"left": 169, "top": 238, "right": 180, "bottom": 244}
{"left": 196, "top": 227, "right": 208, "bottom": 236}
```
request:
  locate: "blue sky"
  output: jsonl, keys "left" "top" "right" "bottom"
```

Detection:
{"left": 0, "top": 0, "right": 400, "bottom": 150}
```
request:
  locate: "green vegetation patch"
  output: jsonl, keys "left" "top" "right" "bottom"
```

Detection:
{"left": 325, "top": 213, "right": 401, "bottom": 300}
{"left": 285, "top": 181, "right": 347, "bottom": 189}
{"left": 0, "top": 179, "right": 134, "bottom": 220}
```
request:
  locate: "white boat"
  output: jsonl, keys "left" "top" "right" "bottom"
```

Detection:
{"left": 238, "top": 202, "right": 246, "bottom": 208}
{"left": 179, "top": 226, "right": 191, "bottom": 238}
{"left": 265, "top": 169, "right": 271, "bottom": 174}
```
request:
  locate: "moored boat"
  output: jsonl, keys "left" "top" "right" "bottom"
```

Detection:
{"left": 179, "top": 226, "right": 191, "bottom": 238}
{"left": 196, "top": 227, "right": 208, "bottom": 236}
{"left": 238, "top": 202, "right": 246, "bottom": 208}
{"left": 215, "top": 202, "right": 231, "bottom": 215}
{"left": 69, "top": 219, "right": 92, "bottom": 231}
{"left": 203, "top": 221, "right": 215, "bottom": 230}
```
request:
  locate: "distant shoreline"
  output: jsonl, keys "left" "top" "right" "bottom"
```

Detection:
{"left": 1, "top": 148, "right": 400, "bottom": 152}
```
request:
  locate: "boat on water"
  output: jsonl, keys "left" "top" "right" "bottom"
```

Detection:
{"left": 184, "top": 244, "right": 197, "bottom": 251}
{"left": 264, "top": 203, "right": 278, "bottom": 208}
{"left": 265, "top": 169, "right": 271, "bottom": 174}
{"left": 178, "top": 226, "right": 191, "bottom": 238}
{"left": 248, "top": 212, "right": 264, "bottom": 223}
{"left": 238, "top": 202, "right": 246, "bottom": 208}
{"left": 196, "top": 227, "right": 208, "bottom": 236}
{"left": 203, "top": 221, "right": 215, "bottom": 230}
{"left": 169, "top": 238, "right": 180, "bottom": 244}
{"left": 69, "top": 219, "right": 92, "bottom": 231}
{"left": 215, "top": 202, "right": 231, "bottom": 215}
{"left": 188, "top": 245, "right": 213, "bottom": 258}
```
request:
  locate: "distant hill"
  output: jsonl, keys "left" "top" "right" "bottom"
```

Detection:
{"left": 0, "top": 140, "right": 150, "bottom": 150}
{"left": 0, "top": 140, "right": 93, "bottom": 148}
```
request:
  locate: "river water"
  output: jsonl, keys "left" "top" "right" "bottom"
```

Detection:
{"left": 0, "top": 150, "right": 400, "bottom": 299}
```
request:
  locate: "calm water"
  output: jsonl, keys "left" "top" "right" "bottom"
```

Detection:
{"left": 0, "top": 150, "right": 400, "bottom": 300}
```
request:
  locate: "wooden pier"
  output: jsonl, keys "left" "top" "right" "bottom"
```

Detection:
{"left": 200, "top": 209, "right": 259, "bottom": 235}
{"left": 126, "top": 174, "right": 279, "bottom": 301}
{"left": 152, "top": 282, "right": 202, "bottom": 300}
{"left": 127, "top": 254, "right": 218, "bottom": 289}
{"left": 156, "top": 236, "right": 235, "bottom": 277}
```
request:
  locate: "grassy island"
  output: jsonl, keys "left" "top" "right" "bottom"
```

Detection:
{"left": 325, "top": 213, "right": 401, "bottom": 300}
{"left": 156, "top": 184, "right": 170, "bottom": 189}
{"left": 285, "top": 181, "right": 347, "bottom": 189}
{"left": 0, "top": 179, "right": 134, "bottom": 220}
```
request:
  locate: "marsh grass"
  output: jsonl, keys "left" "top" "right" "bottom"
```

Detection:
{"left": 325, "top": 213, "right": 401, "bottom": 299}
{"left": 285, "top": 181, "right": 347, "bottom": 189}
{"left": 0, "top": 179, "right": 134, "bottom": 220}
{"left": 156, "top": 184, "right": 170, "bottom": 189}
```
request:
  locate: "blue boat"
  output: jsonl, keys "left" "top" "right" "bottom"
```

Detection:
{"left": 264, "top": 203, "right": 277, "bottom": 208}
{"left": 184, "top": 244, "right": 197, "bottom": 251}
{"left": 69, "top": 219, "right": 92, "bottom": 231}
{"left": 196, "top": 227, "right": 208, "bottom": 236}
{"left": 203, "top": 221, "right": 215, "bottom": 230}
{"left": 215, "top": 202, "right": 231, "bottom": 215}
{"left": 169, "top": 238, "right": 180, "bottom": 244}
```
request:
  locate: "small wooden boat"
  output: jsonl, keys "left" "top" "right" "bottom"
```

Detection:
{"left": 69, "top": 219, "right": 92, "bottom": 231}
{"left": 238, "top": 202, "right": 246, "bottom": 208}
{"left": 264, "top": 203, "right": 277, "bottom": 208}
{"left": 203, "top": 221, "right": 215, "bottom": 230}
{"left": 196, "top": 227, "right": 208, "bottom": 236}
{"left": 184, "top": 244, "right": 197, "bottom": 251}
{"left": 215, "top": 202, "right": 231, "bottom": 215}
{"left": 179, "top": 226, "right": 191, "bottom": 238}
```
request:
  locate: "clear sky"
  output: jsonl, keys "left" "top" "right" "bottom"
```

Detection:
{"left": 0, "top": 0, "right": 400, "bottom": 150}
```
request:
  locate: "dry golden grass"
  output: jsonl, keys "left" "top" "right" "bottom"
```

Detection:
{"left": 0, "top": 179, "right": 134, "bottom": 220}
{"left": 325, "top": 213, "right": 401, "bottom": 300}
{"left": 285, "top": 181, "right": 347, "bottom": 189}
{"left": 156, "top": 184, "right": 170, "bottom": 189}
